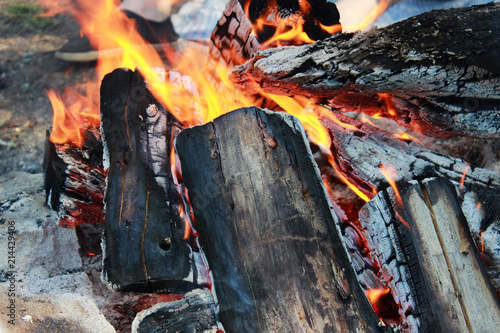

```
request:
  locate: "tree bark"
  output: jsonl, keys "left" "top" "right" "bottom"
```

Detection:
{"left": 359, "top": 178, "right": 500, "bottom": 332}
{"left": 231, "top": 3, "right": 500, "bottom": 137}
{"left": 175, "top": 107, "right": 386, "bottom": 332}
{"left": 100, "top": 68, "right": 208, "bottom": 292}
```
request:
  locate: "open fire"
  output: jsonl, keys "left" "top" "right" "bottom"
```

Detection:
{"left": 41, "top": 0, "right": 500, "bottom": 332}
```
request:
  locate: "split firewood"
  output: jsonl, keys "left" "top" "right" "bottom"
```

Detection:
{"left": 175, "top": 107, "right": 386, "bottom": 332}
{"left": 43, "top": 127, "right": 106, "bottom": 228}
{"left": 100, "top": 68, "right": 208, "bottom": 292}
{"left": 359, "top": 178, "right": 500, "bottom": 332}
{"left": 322, "top": 113, "right": 500, "bottom": 294}
{"left": 131, "top": 289, "right": 221, "bottom": 333}
{"left": 231, "top": 3, "right": 500, "bottom": 137}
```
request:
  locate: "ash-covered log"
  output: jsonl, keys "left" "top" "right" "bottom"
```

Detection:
{"left": 100, "top": 68, "right": 208, "bottom": 292}
{"left": 131, "top": 289, "right": 221, "bottom": 333}
{"left": 175, "top": 107, "right": 385, "bottom": 332}
{"left": 359, "top": 178, "right": 500, "bottom": 331}
{"left": 232, "top": 3, "right": 500, "bottom": 137}
{"left": 43, "top": 127, "right": 106, "bottom": 228}
{"left": 322, "top": 113, "right": 500, "bottom": 295}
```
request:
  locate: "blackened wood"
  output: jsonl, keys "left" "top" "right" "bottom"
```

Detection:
{"left": 323, "top": 113, "right": 500, "bottom": 298}
{"left": 209, "top": 0, "right": 261, "bottom": 69}
{"left": 321, "top": 113, "right": 500, "bottom": 197}
{"left": 359, "top": 178, "right": 500, "bottom": 332}
{"left": 100, "top": 68, "right": 201, "bottom": 292}
{"left": 175, "top": 107, "right": 385, "bottom": 332}
{"left": 131, "top": 289, "right": 221, "bottom": 333}
{"left": 232, "top": 3, "right": 500, "bottom": 137}
{"left": 43, "top": 127, "right": 106, "bottom": 228}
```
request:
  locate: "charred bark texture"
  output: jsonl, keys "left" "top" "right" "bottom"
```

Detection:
{"left": 232, "top": 3, "right": 500, "bottom": 137}
{"left": 322, "top": 112, "right": 500, "bottom": 304}
{"left": 359, "top": 178, "right": 500, "bottom": 332}
{"left": 131, "top": 289, "right": 220, "bottom": 333}
{"left": 100, "top": 68, "right": 205, "bottom": 292}
{"left": 43, "top": 128, "right": 106, "bottom": 228}
{"left": 175, "top": 107, "right": 385, "bottom": 332}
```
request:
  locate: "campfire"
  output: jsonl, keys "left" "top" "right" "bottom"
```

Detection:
{"left": 41, "top": 0, "right": 499, "bottom": 332}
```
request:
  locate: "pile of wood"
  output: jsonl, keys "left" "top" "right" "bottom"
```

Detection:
{"left": 42, "top": 2, "right": 500, "bottom": 332}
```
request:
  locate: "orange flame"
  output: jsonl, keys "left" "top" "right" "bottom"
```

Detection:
{"left": 366, "top": 287, "right": 391, "bottom": 304}
{"left": 178, "top": 204, "right": 192, "bottom": 240}
{"left": 47, "top": 84, "right": 100, "bottom": 147}
{"left": 379, "top": 164, "right": 402, "bottom": 205}
{"left": 460, "top": 164, "right": 470, "bottom": 195}
{"left": 343, "top": 0, "right": 390, "bottom": 31}
{"left": 392, "top": 130, "right": 423, "bottom": 145}
{"left": 328, "top": 154, "right": 371, "bottom": 203}
{"left": 245, "top": 0, "right": 340, "bottom": 47}
{"left": 378, "top": 93, "right": 397, "bottom": 117}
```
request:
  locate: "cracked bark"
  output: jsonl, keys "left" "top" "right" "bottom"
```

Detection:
{"left": 231, "top": 3, "right": 500, "bottom": 137}
{"left": 359, "top": 178, "right": 500, "bottom": 332}
{"left": 100, "top": 68, "right": 205, "bottom": 292}
{"left": 175, "top": 107, "right": 385, "bottom": 332}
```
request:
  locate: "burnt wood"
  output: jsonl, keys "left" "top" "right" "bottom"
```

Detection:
{"left": 131, "top": 289, "right": 221, "bottom": 333}
{"left": 175, "top": 107, "right": 385, "bottom": 332}
{"left": 100, "top": 68, "right": 205, "bottom": 292}
{"left": 43, "top": 127, "right": 106, "bottom": 228}
{"left": 359, "top": 178, "right": 500, "bottom": 332}
{"left": 231, "top": 3, "right": 500, "bottom": 137}
{"left": 322, "top": 113, "right": 500, "bottom": 294}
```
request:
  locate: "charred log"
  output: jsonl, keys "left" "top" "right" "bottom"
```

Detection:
{"left": 232, "top": 3, "right": 500, "bottom": 137}
{"left": 322, "top": 112, "right": 500, "bottom": 301}
{"left": 43, "top": 127, "right": 106, "bottom": 228}
{"left": 359, "top": 178, "right": 500, "bottom": 331}
{"left": 175, "top": 107, "right": 385, "bottom": 332}
{"left": 131, "top": 289, "right": 221, "bottom": 333}
{"left": 100, "top": 68, "right": 207, "bottom": 292}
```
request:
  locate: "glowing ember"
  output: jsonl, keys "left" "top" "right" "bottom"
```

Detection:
{"left": 366, "top": 287, "right": 390, "bottom": 305}
{"left": 378, "top": 93, "right": 398, "bottom": 117}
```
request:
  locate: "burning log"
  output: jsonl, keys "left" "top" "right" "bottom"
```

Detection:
{"left": 175, "top": 107, "right": 385, "bottom": 332}
{"left": 231, "top": 3, "right": 500, "bottom": 138}
{"left": 322, "top": 113, "right": 500, "bottom": 295}
{"left": 43, "top": 127, "right": 106, "bottom": 228}
{"left": 359, "top": 178, "right": 500, "bottom": 331}
{"left": 100, "top": 68, "right": 208, "bottom": 292}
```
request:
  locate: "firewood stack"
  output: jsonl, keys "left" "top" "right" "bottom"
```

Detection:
{"left": 43, "top": 1, "right": 500, "bottom": 332}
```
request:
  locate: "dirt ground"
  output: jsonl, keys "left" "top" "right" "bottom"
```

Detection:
{"left": 0, "top": 0, "right": 95, "bottom": 175}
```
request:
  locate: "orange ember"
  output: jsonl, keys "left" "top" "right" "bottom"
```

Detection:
{"left": 378, "top": 93, "right": 398, "bottom": 117}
